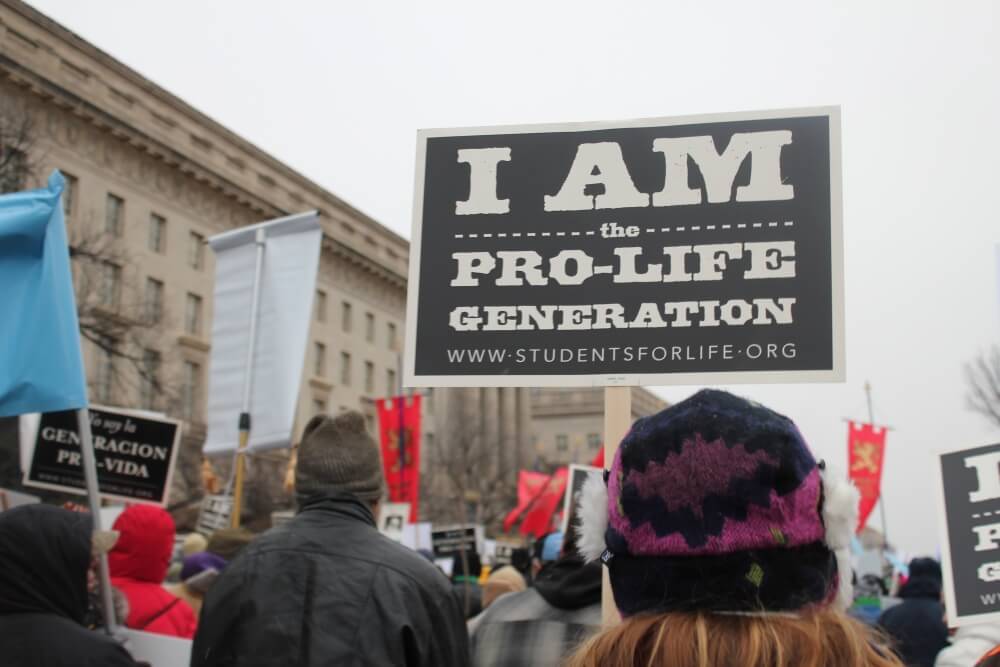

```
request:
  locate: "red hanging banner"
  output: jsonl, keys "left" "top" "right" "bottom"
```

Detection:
{"left": 377, "top": 395, "right": 422, "bottom": 522}
{"left": 503, "top": 470, "right": 552, "bottom": 533}
{"left": 519, "top": 467, "right": 569, "bottom": 538}
{"left": 847, "top": 421, "right": 888, "bottom": 534}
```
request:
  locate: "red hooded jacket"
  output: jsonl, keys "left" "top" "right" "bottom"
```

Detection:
{"left": 109, "top": 505, "right": 196, "bottom": 639}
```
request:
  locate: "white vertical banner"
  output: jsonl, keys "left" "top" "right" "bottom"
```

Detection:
{"left": 202, "top": 212, "right": 322, "bottom": 454}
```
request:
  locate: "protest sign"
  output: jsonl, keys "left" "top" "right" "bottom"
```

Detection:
{"left": 400, "top": 521, "right": 433, "bottom": 552}
{"left": 24, "top": 407, "right": 180, "bottom": 505}
{"left": 203, "top": 212, "right": 322, "bottom": 455}
{"left": 0, "top": 487, "right": 40, "bottom": 511}
{"left": 378, "top": 502, "right": 411, "bottom": 543}
{"left": 431, "top": 524, "right": 482, "bottom": 558}
{"left": 120, "top": 629, "right": 192, "bottom": 667}
{"left": 936, "top": 441, "right": 1000, "bottom": 626}
{"left": 560, "top": 464, "right": 601, "bottom": 536}
{"left": 196, "top": 495, "right": 234, "bottom": 536}
{"left": 405, "top": 107, "right": 843, "bottom": 387}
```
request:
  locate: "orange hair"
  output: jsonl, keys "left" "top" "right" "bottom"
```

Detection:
{"left": 565, "top": 608, "right": 902, "bottom": 667}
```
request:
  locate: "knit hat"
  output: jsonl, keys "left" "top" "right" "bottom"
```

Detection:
{"left": 182, "top": 532, "right": 208, "bottom": 558}
{"left": 295, "top": 411, "right": 384, "bottom": 502}
{"left": 483, "top": 565, "right": 527, "bottom": 607}
{"left": 577, "top": 389, "right": 858, "bottom": 616}
{"left": 181, "top": 551, "right": 227, "bottom": 582}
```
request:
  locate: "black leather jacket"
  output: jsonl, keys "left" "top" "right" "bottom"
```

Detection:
{"left": 191, "top": 492, "right": 469, "bottom": 667}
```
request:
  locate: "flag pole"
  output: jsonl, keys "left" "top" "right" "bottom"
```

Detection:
{"left": 77, "top": 407, "right": 117, "bottom": 634}
{"left": 231, "top": 226, "right": 267, "bottom": 528}
{"left": 865, "top": 380, "right": 889, "bottom": 547}
{"left": 601, "top": 385, "right": 631, "bottom": 626}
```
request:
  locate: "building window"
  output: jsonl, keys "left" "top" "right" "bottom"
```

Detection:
{"left": 314, "top": 342, "right": 326, "bottom": 377}
{"left": 364, "top": 361, "right": 374, "bottom": 394}
{"left": 105, "top": 194, "right": 123, "bottom": 236}
{"left": 62, "top": 172, "right": 78, "bottom": 220}
{"left": 387, "top": 322, "right": 397, "bottom": 351}
{"left": 140, "top": 349, "right": 161, "bottom": 410}
{"left": 144, "top": 278, "right": 163, "bottom": 324}
{"left": 315, "top": 289, "right": 327, "bottom": 322}
{"left": 185, "top": 293, "right": 202, "bottom": 335}
{"left": 0, "top": 146, "right": 28, "bottom": 193}
{"left": 182, "top": 361, "right": 200, "bottom": 421}
{"left": 340, "top": 352, "right": 351, "bottom": 386}
{"left": 365, "top": 413, "right": 375, "bottom": 435}
{"left": 99, "top": 261, "right": 121, "bottom": 309}
{"left": 426, "top": 388, "right": 434, "bottom": 412}
{"left": 94, "top": 339, "right": 114, "bottom": 404}
{"left": 556, "top": 434, "right": 569, "bottom": 453}
{"left": 312, "top": 398, "right": 327, "bottom": 416}
{"left": 188, "top": 231, "right": 205, "bottom": 270}
{"left": 365, "top": 312, "right": 375, "bottom": 342}
{"left": 387, "top": 369, "right": 397, "bottom": 395}
{"left": 426, "top": 433, "right": 435, "bottom": 451}
{"left": 148, "top": 213, "right": 166, "bottom": 253}
{"left": 342, "top": 301, "right": 352, "bottom": 333}
{"left": 587, "top": 433, "right": 601, "bottom": 451}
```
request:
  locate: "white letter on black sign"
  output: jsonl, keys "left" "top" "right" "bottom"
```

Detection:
{"left": 544, "top": 143, "right": 649, "bottom": 211}
{"left": 974, "top": 522, "right": 1000, "bottom": 552}
{"left": 456, "top": 148, "right": 511, "bottom": 215}
{"left": 652, "top": 131, "right": 795, "bottom": 206}
{"left": 451, "top": 252, "right": 497, "bottom": 287}
{"left": 966, "top": 451, "right": 1000, "bottom": 503}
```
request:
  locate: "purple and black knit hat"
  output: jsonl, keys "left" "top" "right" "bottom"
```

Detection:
{"left": 577, "top": 389, "right": 858, "bottom": 616}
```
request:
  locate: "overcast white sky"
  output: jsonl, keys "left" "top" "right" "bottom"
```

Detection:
{"left": 28, "top": 0, "right": 1000, "bottom": 554}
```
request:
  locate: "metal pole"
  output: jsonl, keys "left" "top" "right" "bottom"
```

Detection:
{"left": 601, "top": 386, "right": 631, "bottom": 626}
{"left": 231, "top": 227, "right": 267, "bottom": 527}
{"left": 865, "top": 381, "right": 889, "bottom": 547}
{"left": 77, "top": 407, "right": 117, "bottom": 634}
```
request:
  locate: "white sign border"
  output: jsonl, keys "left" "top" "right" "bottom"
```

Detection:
{"left": 22, "top": 404, "right": 183, "bottom": 507}
{"left": 404, "top": 105, "right": 844, "bottom": 388}
{"left": 934, "top": 440, "right": 1000, "bottom": 628}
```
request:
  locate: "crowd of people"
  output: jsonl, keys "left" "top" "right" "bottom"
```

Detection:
{"left": 1, "top": 390, "right": 998, "bottom": 666}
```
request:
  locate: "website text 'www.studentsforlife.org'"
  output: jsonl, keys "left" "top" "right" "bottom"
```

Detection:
{"left": 446, "top": 342, "right": 798, "bottom": 367}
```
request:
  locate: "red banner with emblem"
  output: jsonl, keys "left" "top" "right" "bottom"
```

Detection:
{"left": 377, "top": 395, "right": 421, "bottom": 522}
{"left": 847, "top": 421, "right": 888, "bottom": 534}
{"left": 519, "top": 467, "right": 569, "bottom": 538}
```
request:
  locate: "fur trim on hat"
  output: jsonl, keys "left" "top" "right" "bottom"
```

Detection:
{"left": 577, "top": 471, "right": 609, "bottom": 562}
{"left": 821, "top": 466, "right": 859, "bottom": 610}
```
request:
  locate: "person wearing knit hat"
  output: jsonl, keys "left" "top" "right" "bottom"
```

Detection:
{"left": 192, "top": 410, "right": 469, "bottom": 667}
{"left": 567, "top": 389, "right": 903, "bottom": 667}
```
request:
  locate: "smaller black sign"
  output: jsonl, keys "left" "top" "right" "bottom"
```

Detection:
{"left": 560, "top": 464, "right": 600, "bottom": 537}
{"left": 196, "top": 495, "right": 234, "bottom": 535}
{"left": 24, "top": 407, "right": 180, "bottom": 506}
{"left": 938, "top": 442, "right": 1000, "bottom": 626}
{"left": 431, "top": 524, "right": 479, "bottom": 558}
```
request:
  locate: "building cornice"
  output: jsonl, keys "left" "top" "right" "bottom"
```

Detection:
{"left": 0, "top": 0, "right": 409, "bottom": 284}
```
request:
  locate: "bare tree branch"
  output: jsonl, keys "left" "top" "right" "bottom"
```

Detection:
{"left": 966, "top": 346, "right": 1000, "bottom": 428}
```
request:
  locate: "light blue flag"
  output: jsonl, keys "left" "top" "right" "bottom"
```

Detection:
{"left": 0, "top": 171, "right": 88, "bottom": 417}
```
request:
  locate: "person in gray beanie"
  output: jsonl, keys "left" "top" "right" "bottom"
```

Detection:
{"left": 192, "top": 411, "right": 469, "bottom": 667}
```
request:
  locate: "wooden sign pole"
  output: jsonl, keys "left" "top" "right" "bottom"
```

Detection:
{"left": 602, "top": 385, "right": 632, "bottom": 625}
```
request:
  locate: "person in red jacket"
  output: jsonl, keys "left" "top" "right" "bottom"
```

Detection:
{"left": 108, "top": 504, "right": 197, "bottom": 638}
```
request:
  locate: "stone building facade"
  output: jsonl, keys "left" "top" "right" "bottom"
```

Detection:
{"left": 0, "top": 0, "right": 416, "bottom": 517}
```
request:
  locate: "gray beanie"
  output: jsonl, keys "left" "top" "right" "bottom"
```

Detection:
{"left": 295, "top": 411, "right": 384, "bottom": 502}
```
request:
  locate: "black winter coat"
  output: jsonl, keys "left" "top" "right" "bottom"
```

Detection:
{"left": 190, "top": 492, "right": 469, "bottom": 667}
{"left": 0, "top": 505, "right": 138, "bottom": 667}
{"left": 878, "top": 577, "right": 949, "bottom": 667}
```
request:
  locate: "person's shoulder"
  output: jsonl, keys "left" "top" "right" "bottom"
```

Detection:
{"left": 375, "top": 537, "right": 449, "bottom": 587}
{"left": 475, "top": 587, "right": 547, "bottom": 624}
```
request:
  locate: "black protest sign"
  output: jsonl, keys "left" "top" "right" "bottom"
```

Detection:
{"left": 196, "top": 495, "right": 234, "bottom": 535}
{"left": 24, "top": 407, "right": 180, "bottom": 506}
{"left": 937, "top": 442, "right": 1000, "bottom": 626}
{"left": 560, "top": 464, "right": 600, "bottom": 536}
{"left": 431, "top": 524, "right": 479, "bottom": 558}
{"left": 406, "top": 107, "right": 843, "bottom": 387}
